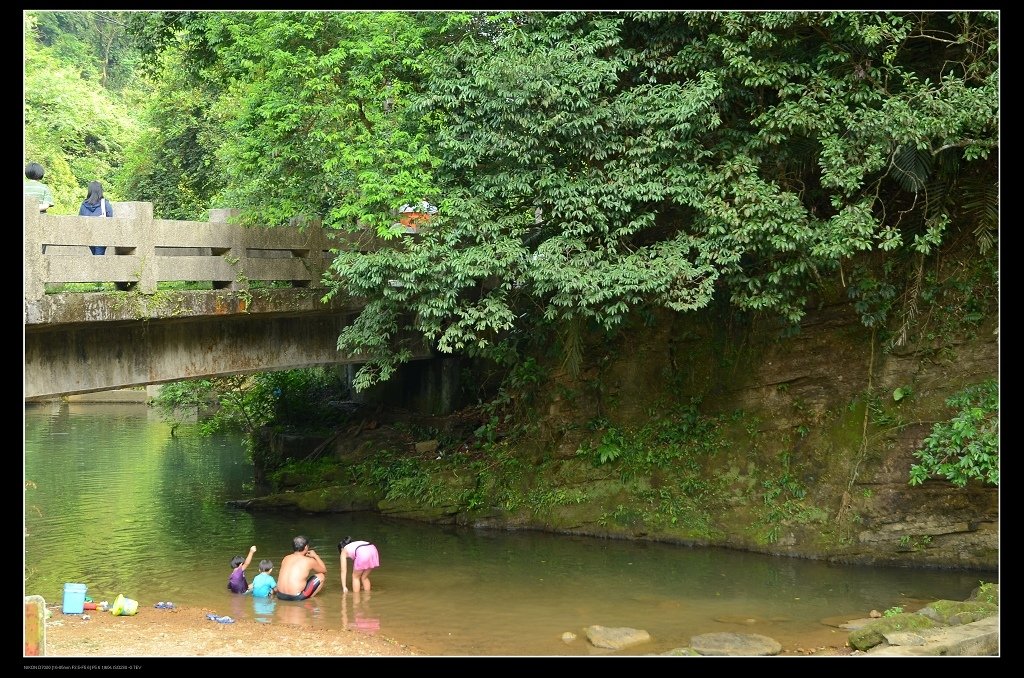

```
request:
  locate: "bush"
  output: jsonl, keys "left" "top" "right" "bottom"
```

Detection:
{"left": 909, "top": 380, "right": 998, "bottom": 487}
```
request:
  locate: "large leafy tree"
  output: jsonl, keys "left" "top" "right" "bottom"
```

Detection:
{"left": 120, "top": 11, "right": 444, "bottom": 224}
{"left": 32, "top": 10, "right": 142, "bottom": 92}
{"left": 114, "top": 41, "right": 224, "bottom": 220}
{"left": 327, "top": 11, "right": 998, "bottom": 389}
{"left": 206, "top": 11, "right": 441, "bottom": 228}
{"left": 119, "top": 11, "right": 997, "bottom": 392}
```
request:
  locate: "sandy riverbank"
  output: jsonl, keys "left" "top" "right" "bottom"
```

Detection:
{"left": 26, "top": 602, "right": 859, "bottom": 660}
{"left": 28, "top": 603, "right": 420, "bottom": 660}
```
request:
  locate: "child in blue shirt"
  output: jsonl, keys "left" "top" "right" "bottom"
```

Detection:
{"left": 251, "top": 559, "right": 278, "bottom": 598}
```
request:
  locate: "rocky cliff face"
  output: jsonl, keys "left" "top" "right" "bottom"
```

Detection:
{"left": 253, "top": 272, "right": 998, "bottom": 572}
{"left": 529, "top": 296, "right": 998, "bottom": 570}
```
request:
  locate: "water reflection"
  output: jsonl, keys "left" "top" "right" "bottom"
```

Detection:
{"left": 253, "top": 595, "right": 277, "bottom": 623}
{"left": 342, "top": 591, "right": 381, "bottom": 633}
{"left": 25, "top": 401, "right": 995, "bottom": 656}
{"left": 276, "top": 598, "right": 322, "bottom": 627}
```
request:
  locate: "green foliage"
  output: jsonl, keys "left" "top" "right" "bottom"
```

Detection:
{"left": 754, "top": 451, "right": 824, "bottom": 544}
{"left": 472, "top": 356, "right": 547, "bottom": 445}
{"left": 347, "top": 443, "right": 557, "bottom": 515}
{"left": 262, "top": 367, "right": 350, "bottom": 432}
{"left": 581, "top": 402, "right": 729, "bottom": 535}
{"left": 115, "top": 43, "right": 223, "bottom": 219}
{"left": 32, "top": 11, "right": 144, "bottom": 92}
{"left": 266, "top": 457, "right": 343, "bottom": 492}
{"left": 187, "top": 11, "right": 441, "bottom": 230}
{"left": 152, "top": 378, "right": 217, "bottom": 431}
{"left": 867, "top": 393, "right": 906, "bottom": 429}
{"left": 525, "top": 486, "right": 589, "bottom": 513}
{"left": 898, "top": 534, "right": 932, "bottom": 550}
{"left": 327, "top": 10, "right": 998, "bottom": 388}
{"left": 974, "top": 581, "right": 998, "bottom": 605}
{"left": 909, "top": 379, "right": 998, "bottom": 488}
{"left": 883, "top": 606, "right": 904, "bottom": 618}
{"left": 28, "top": 10, "right": 998, "bottom": 400}
{"left": 592, "top": 428, "right": 624, "bottom": 466}
{"left": 153, "top": 368, "right": 349, "bottom": 441}
{"left": 24, "top": 13, "right": 141, "bottom": 214}
{"left": 917, "top": 255, "right": 998, "bottom": 344}
{"left": 578, "top": 401, "right": 725, "bottom": 478}
{"left": 848, "top": 265, "right": 897, "bottom": 330}
{"left": 598, "top": 504, "right": 645, "bottom": 530}
{"left": 45, "top": 283, "right": 116, "bottom": 294}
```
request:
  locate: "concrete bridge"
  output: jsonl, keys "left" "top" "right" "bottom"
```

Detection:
{"left": 23, "top": 199, "right": 427, "bottom": 400}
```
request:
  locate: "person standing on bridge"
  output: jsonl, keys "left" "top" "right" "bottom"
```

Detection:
{"left": 79, "top": 180, "right": 113, "bottom": 255}
{"left": 24, "top": 162, "right": 54, "bottom": 213}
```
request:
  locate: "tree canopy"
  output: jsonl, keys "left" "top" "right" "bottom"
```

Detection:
{"left": 25, "top": 10, "right": 999, "bottom": 391}
{"left": 328, "top": 11, "right": 999, "bottom": 388}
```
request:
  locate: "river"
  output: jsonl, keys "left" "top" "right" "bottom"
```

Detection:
{"left": 24, "top": 401, "right": 994, "bottom": 656}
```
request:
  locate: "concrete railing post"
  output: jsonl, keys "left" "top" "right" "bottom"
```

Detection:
{"left": 23, "top": 199, "right": 45, "bottom": 302}
{"left": 301, "top": 219, "right": 329, "bottom": 289}
{"left": 117, "top": 202, "right": 156, "bottom": 293}
{"left": 24, "top": 594, "right": 46, "bottom": 656}
{"left": 209, "top": 209, "right": 247, "bottom": 292}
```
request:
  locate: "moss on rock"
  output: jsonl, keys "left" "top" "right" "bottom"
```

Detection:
{"left": 848, "top": 613, "right": 939, "bottom": 651}
{"left": 916, "top": 600, "right": 998, "bottom": 625}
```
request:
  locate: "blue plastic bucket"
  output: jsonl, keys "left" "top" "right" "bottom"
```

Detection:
{"left": 62, "top": 583, "right": 87, "bottom": 614}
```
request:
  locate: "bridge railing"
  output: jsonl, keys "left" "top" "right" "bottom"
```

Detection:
{"left": 23, "top": 199, "right": 385, "bottom": 302}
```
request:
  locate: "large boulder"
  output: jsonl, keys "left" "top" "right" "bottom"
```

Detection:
{"left": 689, "top": 632, "right": 782, "bottom": 656}
{"left": 915, "top": 600, "right": 998, "bottom": 625}
{"left": 584, "top": 625, "right": 652, "bottom": 650}
{"left": 848, "top": 613, "right": 939, "bottom": 651}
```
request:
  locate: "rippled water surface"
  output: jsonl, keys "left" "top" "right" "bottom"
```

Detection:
{"left": 24, "top": 402, "right": 994, "bottom": 656}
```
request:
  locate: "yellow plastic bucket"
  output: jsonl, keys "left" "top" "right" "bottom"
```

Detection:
{"left": 110, "top": 594, "right": 139, "bottom": 616}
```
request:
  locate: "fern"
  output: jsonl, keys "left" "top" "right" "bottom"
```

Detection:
{"left": 891, "top": 145, "right": 933, "bottom": 193}
{"left": 962, "top": 180, "right": 998, "bottom": 255}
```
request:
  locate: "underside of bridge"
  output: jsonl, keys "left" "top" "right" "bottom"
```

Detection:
{"left": 22, "top": 289, "right": 425, "bottom": 399}
{"left": 24, "top": 311, "right": 369, "bottom": 400}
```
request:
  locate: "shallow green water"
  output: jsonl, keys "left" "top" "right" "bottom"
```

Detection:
{"left": 24, "top": 401, "right": 994, "bottom": 656}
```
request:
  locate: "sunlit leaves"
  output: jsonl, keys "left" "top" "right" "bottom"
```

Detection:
{"left": 334, "top": 10, "right": 996, "bottom": 388}
{"left": 110, "top": 10, "right": 998, "bottom": 391}
{"left": 24, "top": 13, "right": 140, "bottom": 213}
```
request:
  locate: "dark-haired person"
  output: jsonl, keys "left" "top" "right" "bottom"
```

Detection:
{"left": 276, "top": 535, "right": 327, "bottom": 601}
{"left": 79, "top": 180, "right": 113, "bottom": 255}
{"left": 338, "top": 536, "right": 380, "bottom": 593}
{"left": 251, "top": 559, "right": 278, "bottom": 598}
{"left": 228, "top": 545, "right": 257, "bottom": 593}
{"left": 24, "top": 162, "right": 54, "bottom": 212}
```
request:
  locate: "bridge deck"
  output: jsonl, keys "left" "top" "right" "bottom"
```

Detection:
{"left": 23, "top": 200, "right": 426, "bottom": 398}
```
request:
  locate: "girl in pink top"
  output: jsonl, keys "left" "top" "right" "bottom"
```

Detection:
{"left": 338, "top": 537, "right": 380, "bottom": 593}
